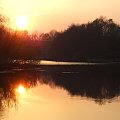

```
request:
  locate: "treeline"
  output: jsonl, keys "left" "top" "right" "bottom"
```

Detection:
{"left": 0, "top": 16, "right": 120, "bottom": 63}
{"left": 47, "top": 17, "right": 120, "bottom": 61}
{"left": 0, "top": 15, "right": 55, "bottom": 62}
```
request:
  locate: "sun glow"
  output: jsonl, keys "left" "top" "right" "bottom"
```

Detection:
{"left": 17, "top": 85, "right": 26, "bottom": 94}
{"left": 16, "top": 16, "right": 29, "bottom": 29}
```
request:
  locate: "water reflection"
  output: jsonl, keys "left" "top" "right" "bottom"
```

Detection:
{"left": 0, "top": 65, "right": 120, "bottom": 112}
{"left": 0, "top": 70, "right": 38, "bottom": 112}
{"left": 17, "top": 85, "right": 26, "bottom": 94}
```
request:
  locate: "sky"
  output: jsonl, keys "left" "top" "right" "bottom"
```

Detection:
{"left": 0, "top": 0, "right": 120, "bottom": 32}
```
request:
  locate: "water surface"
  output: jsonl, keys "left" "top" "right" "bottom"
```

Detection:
{"left": 0, "top": 65, "right": 120, "bottom": 120}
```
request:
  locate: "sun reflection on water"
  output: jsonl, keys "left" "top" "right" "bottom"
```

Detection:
{"left": 16, "top": 85, "right": 26, "bottom": 95}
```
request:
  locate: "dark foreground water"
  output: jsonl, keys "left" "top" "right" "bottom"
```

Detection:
{"left": 0, "top": 65, "right": 120, "bottom": 120}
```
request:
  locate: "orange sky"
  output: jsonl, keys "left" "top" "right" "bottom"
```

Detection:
{"left": 1, "top": 0, "right": 120, "bottom": 32}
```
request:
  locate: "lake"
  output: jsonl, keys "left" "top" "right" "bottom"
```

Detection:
{"left": 0, "top": 64, "right": 120, "bottom": 120}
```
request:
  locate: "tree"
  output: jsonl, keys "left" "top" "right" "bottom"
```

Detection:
{"left": 47, "top": 17, "right": 120, "bottom": 61}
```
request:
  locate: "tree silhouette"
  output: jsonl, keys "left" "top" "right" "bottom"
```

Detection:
{"left": 0, "top": 16, "right": 120, "bottom": 64}
{"left": 47, "top": 17, "right": 120, "bottom": 61}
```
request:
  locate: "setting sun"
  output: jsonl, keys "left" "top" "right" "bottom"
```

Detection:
{"left": 16, "top": 16, "right": 29, "bottom": 29}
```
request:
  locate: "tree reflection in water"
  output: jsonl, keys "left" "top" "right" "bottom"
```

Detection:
{"left": 0, "top": 65, "right": 120, "bottom": 111}
{"left": 0, "top": 70, "right": 38, "bottom": 112}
